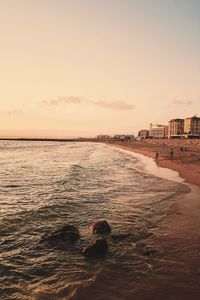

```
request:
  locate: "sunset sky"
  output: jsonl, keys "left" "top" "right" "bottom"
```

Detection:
{"left": 0, "top": 0, "right": 200, "bottom": 137}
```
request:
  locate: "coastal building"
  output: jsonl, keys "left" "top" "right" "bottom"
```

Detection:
{"left": 97, "top": 135, "right": 111, "bottom": 140}
{"left": 168, "top": 118, "right": 184, "bottom": 138}
{"left": 149, "top": 123, "right": 168, "bottom": 138}
{"left": 124, "top": 134, "right": 135, "bottom": 141}
{"left": 184, "top": 116, "right": 200, "bottom": 137}
{"left": 138, "top": 129, "right": 149, "bottom": 139}
{"left": 113, "top": 134, "right": 134, "bottom": 141}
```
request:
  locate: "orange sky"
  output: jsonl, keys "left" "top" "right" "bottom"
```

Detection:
{"left": 0, "top": 0, "right": 200, "bottom": 137}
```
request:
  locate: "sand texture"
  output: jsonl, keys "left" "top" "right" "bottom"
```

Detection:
{"left": 105, "top": 139, "right": 200, "bottom": 299}
{"left": 107, "top": 139, "right": 200, "bottom": 187}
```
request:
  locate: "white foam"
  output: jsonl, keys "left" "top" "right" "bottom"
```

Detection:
{"left": 110, "top": 146, "right": 185, "bottom": 184}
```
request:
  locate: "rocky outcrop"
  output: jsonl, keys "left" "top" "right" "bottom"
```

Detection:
{"left": 90, "top": 220, "right": 111, "bottom": 235}
{"left": 41, "top": 224, "right": 80, "bottom": 243}
{"left": 83, "top": 238, "right": 108, "bottom": 258}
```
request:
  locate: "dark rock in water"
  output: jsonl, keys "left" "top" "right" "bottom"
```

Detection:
{"left": 83, "top": 238, "right": 108, "bottom": 258}
{"left": 90, "top": 220, "right": 111, "bottom": 234}
{"left": 41, "top": 224, "right": 80, "bottom": 243}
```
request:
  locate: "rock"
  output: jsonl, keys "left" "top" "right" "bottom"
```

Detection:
{"left": 90, "top": 220, "right": 111, "bottom": 235}
{"left": 83, "top": 238, "right": 108, "bottom": 258}
{"left": 41, "top": 224, "right": 80, "bottom": 243}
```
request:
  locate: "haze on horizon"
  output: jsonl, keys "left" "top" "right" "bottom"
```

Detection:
{"left": 0, "top": 0, "right": 200, "bottom": 138}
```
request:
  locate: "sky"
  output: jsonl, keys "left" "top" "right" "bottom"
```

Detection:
{"left": 0, "top": 0, "right": 200, "bottom": 137}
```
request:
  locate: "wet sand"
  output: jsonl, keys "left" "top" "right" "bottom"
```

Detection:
{"left": 107, "top": 139, "right": 200, "bottom": 187}
{"left": 105, "top": 140, "right": 200, "bottom": 299}
{"left": 124, "top": 185, "right": 200, "bottom": 300}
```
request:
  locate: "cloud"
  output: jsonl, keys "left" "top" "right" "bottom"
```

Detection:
{"left": 42, "top": 96, "right": 135, "bottom": 111}
{"left": 170, "top": 99, "right": 193, "bottom": 106}
{"left": 92, "top": 100, "right": 135, "bottom": 110}
{"left": 43, "top": 96, "right": 82, "bottom": 106}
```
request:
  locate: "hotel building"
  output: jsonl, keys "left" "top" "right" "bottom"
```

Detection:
{"left": 184, "top": 116, "right": 200, "bottom": 137}
{"left": 168, "top": 118, "right": 184, "bottom": 138}
{"left": 149, "top": 123, "right": 168, "bottom": 138}
{"left": 138, "top": 129, "right": 149, "bottom": 138}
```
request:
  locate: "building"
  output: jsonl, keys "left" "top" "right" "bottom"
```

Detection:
{"left": 138, "top": 129, "right": 149, "bottom": 139}
{"left": 184, "top": 116, "right": 200, "bottom": 137}
{"left": 168, "top": 118, "right": 184, "bottom": 138}
{"left": 149, "top": 123, "right": 168, "bottom": 138}
{"left": 113, "top": 134, "right": 134, "bottom": 141}
{"left": 97, "top": 135, "right": 111, "bottom": 140}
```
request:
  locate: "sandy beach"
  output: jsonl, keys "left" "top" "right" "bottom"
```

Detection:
{"left": 1, "top": 140, "right": 200, "bottom": 299}
{"left": 104, "top": 139, "right": 200, "bottom": 299}
{"left": 107, "top": 139, "right": 200, "bottom": 187}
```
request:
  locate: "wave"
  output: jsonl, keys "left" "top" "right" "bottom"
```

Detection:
{"left": 0, "top": 141, "right": 192, "bottom": 300}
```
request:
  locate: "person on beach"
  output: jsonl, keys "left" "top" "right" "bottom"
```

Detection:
{"left": 170, "top": 148, "right": 174, "bottom": 159}
{"left": 155, "top": 152, "right": 159, "bottom": 160}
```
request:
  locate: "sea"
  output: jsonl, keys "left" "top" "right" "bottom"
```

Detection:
{"left": 0, "top": 141, "right": 191, "bottom": 300}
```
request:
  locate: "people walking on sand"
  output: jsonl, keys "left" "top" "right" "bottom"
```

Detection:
{"left": 155, "top": 152, "right": 159, "bottom": 160}
{"left": 170, "top": 148, "right": 174, "bottom": 160}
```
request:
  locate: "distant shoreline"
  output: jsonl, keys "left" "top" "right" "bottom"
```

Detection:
{"left": 0, "top": 138, "right": 96, "bottom": 142}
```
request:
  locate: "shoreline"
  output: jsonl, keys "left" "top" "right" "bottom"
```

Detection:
{"left": 0, "top": 138, "right": 95, "bottom": 142}
{"left": 106, "top": 140, "right": 200, "bottom": 187}
{"left": 1, "top": 140, "right": 200, "bottom": 299}
{"left": 105, "top": 141, "right": 200, "bottom": 299}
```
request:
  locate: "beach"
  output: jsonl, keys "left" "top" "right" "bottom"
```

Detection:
{"left": 105, "top": 139, "right": 200, "bottom": 299}
{"left": 107, "top": 139, "right": 200, "bottom": 187}
{"left": 1, "top": 140, "right": 200, "bottom": 299}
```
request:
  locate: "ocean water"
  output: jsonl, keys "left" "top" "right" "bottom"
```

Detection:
{"left": 0, "top": 141, "right": 190, "bottom": 300}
